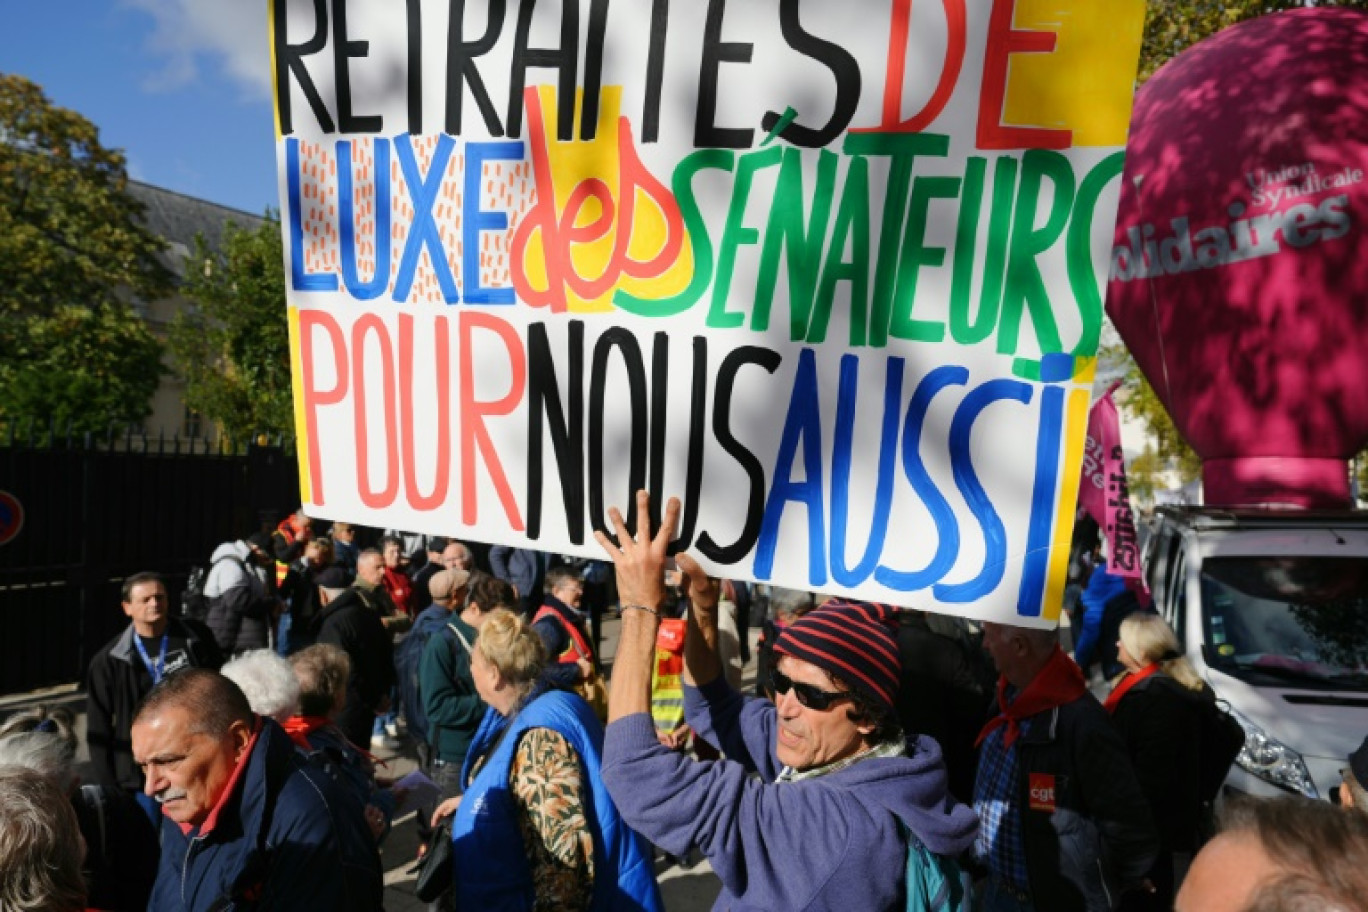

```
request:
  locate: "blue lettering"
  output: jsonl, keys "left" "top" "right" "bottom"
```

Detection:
{"left": 934, "top": 378, "right": 1033, "bottom": 603}
{"left": 338, "top": 139, "right": 392, "bottom": 301}
{"left": 286, "top": 137, "right": 339, "bottom": 293}
{"left": 875, "top": 364, "right": 970, "bottom": 592}
{"left": 393, "top": 134, "right": 460, "bottom": 304}
{"left": 464, "top": 141, "right": 524, "bottom": 305}
{"left": 755, "top": 348, "right": 827, "bottom": 586}
{"left": 830, "top": 354, "right": 902, "bottom": 587}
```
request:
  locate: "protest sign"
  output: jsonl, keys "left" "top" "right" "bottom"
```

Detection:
{"left": 272, "top": 0, "right": 1146, "bottom": 625}
{"left": 1078, "top": 384, "right": 1143, "bottom": 582}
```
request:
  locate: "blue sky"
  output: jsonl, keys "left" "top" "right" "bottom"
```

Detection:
{"left": 1, "top": 1, "right": 278, "bottom": 215}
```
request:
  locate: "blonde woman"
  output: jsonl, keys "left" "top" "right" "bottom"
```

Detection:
{"left": 431, "top": 609, "right": 661, "bottom": 912}
{"left": 1105, "top": 612, "right": 1211, "bottom": 910}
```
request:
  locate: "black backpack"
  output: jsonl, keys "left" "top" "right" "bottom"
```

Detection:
{"left": 181, "top": 555, "right": 246, "bottom": 621}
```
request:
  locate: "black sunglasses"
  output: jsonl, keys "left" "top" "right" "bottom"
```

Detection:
{"left": 770, "top": 668, "right": 851, "bottom": 711}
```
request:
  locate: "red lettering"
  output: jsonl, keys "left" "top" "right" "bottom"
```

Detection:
{"left": 353, "top": 314, "right": 400, "bottom": 509}
{"left": 459, "top": 312, "right": 526, "bottom": 530}
{"left": 298, "top": 309, "right": 348, "bottom": 506}
{"left": 399, "top": 314, "right": 451, "bottom": 511}
{"left": 511, "top": 88, "right": 687, "bottom": 310}
{"left": 977, "top": 0, "right": 1070, "bottom": 150}
{"left": 853, "top": 0, "right": 966, "bottom": 134}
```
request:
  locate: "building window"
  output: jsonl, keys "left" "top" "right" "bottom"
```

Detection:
{"left": 182, "top": 406, "right": 202, "bottom": 439}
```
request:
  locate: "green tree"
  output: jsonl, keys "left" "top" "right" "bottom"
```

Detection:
{"left": 0, "top": 74, "right": 171, "bottom": 433}
{"left": 167, "top": 218, "right": 294, "bottom": 445}
{"left": 1139, "top": 1, "right": 1368, "bottom": 83}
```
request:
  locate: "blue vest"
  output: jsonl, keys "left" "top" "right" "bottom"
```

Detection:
{"left": 451, "top": 690, "right": 662, "bottom": 912}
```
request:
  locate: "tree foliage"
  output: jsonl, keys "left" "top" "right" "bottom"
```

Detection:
{"left": 1139, "top": 0, "right": 1368, "bottom": 84}
{"left": 0, "top": 74, "right": 171, "bottom": 433}
{"left": 167, "top": 218, "right": 294, "bottom": 445}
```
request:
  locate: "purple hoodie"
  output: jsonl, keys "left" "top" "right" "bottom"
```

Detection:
{"left": 602, "top": 678, "right": 979, "bottom": 911}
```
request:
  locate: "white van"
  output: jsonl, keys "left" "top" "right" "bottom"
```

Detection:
{"left": 1143, "top": 507, "right": 1368, "bottom": 801}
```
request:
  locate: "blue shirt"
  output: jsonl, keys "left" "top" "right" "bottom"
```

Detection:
{"left": 974, "top": 724, "right": 1030, "bottom": 893}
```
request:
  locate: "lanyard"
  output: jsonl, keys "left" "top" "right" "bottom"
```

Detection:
{"left": 134, "top": 632, "right": 169, "bottom": 684}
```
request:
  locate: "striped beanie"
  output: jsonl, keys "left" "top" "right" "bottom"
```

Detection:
{"left": 772, "top": 599, "right": 900, "bottom": 711}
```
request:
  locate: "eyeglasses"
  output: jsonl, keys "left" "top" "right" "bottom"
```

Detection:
{"left": 770, "top": 668, "right": 851, "bottom": 712}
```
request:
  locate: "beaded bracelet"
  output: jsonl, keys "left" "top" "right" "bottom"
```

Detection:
{"left": 620, "top": 604, "right": 662, "bottom": 618}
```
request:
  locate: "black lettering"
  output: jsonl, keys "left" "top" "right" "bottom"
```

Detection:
{"left": 507, "top": 0, "right": 580, "bottom": 140}
{"left": 274, "top": 0, "right": 334, "bottom": 135}
{"left": 406, "top": 0, "right": 423, "bottom": 133}
{"left": 760, "top": 0, "right": 860, "bottom": 147}
{"left": 526, "top": 322, "right": 585, "bottom": 543}
{"left": 694, "top": 0, "right": 754, "bottom": 148}
{"left": 696, "top": 346, "right": 782, "bottom": 564}
{"left": 333, "top": 0, "right": 383, "bottom": 133}
{"left": 445, "top": 0, "right": 506, "bottom": 136}
{"left": 589, "top": 329, "right": 649, "bottom": 546}
{"left": 580, "top": 0, "right": 610, "bottom": 141}
{"left": 669, "top": 337, "right": 709, "bottom": 554}
{"left": 642, "top": 0, "right": 669, "bottom": 143}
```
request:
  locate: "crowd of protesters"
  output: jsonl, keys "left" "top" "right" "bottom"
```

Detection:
{"left": 1, "top": 500, "right": 1367, "bottom": 912}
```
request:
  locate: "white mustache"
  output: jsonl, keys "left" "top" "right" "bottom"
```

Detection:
{"left": 155, "top": 789, "right": 188, "bottom": 804}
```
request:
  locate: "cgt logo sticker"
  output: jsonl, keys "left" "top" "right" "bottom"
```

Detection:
{"left": 1029, "top": 773, "right": 1057, "bottom": 812}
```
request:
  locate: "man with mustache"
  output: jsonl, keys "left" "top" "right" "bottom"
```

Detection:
{"left": 598, "top": 491, "right": 979, "bottom": 911}
{"left": 132, "top": 668, "right": 382, "bottom": 911}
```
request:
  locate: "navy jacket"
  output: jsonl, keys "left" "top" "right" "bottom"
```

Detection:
{"left": 993, "top": 694, "right": 1159, "bottom": 911}
{"left": 149, "top": 717, "right": 382, "bottom": 912}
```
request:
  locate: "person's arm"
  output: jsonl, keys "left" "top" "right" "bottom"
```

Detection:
{"left": 682, "top": 676, "right": 783, "bottom": 779}
{"left": 420, "top": 633, "right": 483, "bottom": 737}
{"left": 597, "top": 490, "right": 677, "bottom": 724}
{"left": 510, "top": 728, "right": 595, "bottom": 912}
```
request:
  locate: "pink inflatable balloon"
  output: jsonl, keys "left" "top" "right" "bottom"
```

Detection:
{"left": 1107, "top": 8, "right": 1368, "bottom": 508}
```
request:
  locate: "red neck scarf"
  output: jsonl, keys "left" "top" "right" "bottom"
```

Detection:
{"left": 976, "top": 646, "right": 1088, "bottom": 749}
{"left": 281, "top": 715, "right": 333, "bottom": 750}
{"left": 1103, "top": 663, "right": 1161, "bottom": 714}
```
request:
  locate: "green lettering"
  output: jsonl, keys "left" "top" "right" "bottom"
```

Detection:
{"left": 708, "top": 145, "right": 783, "bottom": 329}
{"left": 1066, "top": 151, "right": 1125, "bottom": 357}
{"left": 843, "top": 132, "right": 950, "bottom": 348}
{"left": 614, "top": 149, "right": 733, "bottom": 317}
{"left": 954, "top": 157, "right": 1016, "bottom": 346}
{"left": 888, "top": 175, "right": 960, "bottom": 343}
{"left": 997, "top": 149, "right": 1074, "bottom": 359}
{"left": 809, "top": 157, "right": 871, "bottom": 346}
{"left": 755, "top": 148, "right": 838, "bottom": 338}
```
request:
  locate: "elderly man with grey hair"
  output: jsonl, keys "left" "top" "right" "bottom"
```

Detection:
{"left": 973, "top": 622, "right": 1158, "bottom": 911}
{"left": 132, "top": 669, "right": 382, "bottom": 910}
{"left": 221, "top": 648, "right": 302, "bottom": 723}
{"left": 0, "top": 705, "right": 159, "bottom": 909}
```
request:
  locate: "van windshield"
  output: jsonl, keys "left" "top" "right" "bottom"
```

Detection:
{"left": 1201, "top": 556, "right": 1368, "bottom": 691}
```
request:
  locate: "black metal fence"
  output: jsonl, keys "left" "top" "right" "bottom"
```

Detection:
{"left": 0, "top": 426, "right": 299, "bottom": 695}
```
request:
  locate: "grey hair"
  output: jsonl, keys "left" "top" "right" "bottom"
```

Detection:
{"left": 0, "top": 766, "right": 87, "bottom": 912}
{"left": 221, "top": 649, "right": 301, "bottom": 722}
{"left": 0, "top": 734, "right": 78, "bottom": 793}
{"left": 767, "top": 587, "right": 817, "bottom": 621}
{"left": 0, "top": 707, "right": 79, "bottom": 793}
{"left": 1219, "top": 795, "right": 1368, "bottom": 912}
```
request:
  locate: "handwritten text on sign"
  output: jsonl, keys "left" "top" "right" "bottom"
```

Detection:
{"left": 273, "top": 0, "right": 1146, "bottom": 625}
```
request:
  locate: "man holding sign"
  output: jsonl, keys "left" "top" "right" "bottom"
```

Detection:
{"left": 598, "top": 491, "right": 978, "bottom": 911}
